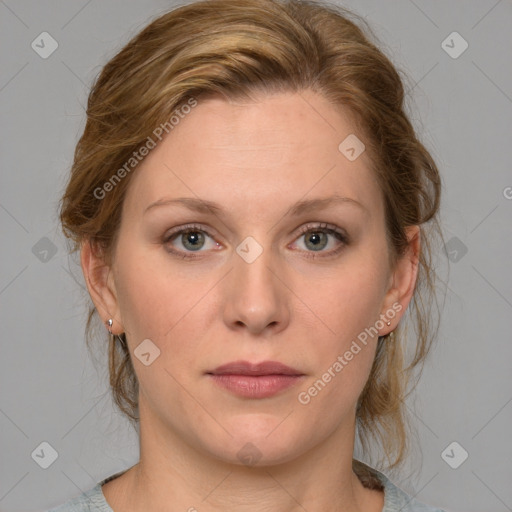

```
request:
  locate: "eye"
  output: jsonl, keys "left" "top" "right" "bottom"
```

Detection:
{"left": 291, "top": 223, "right": 349, "bottom": 258}
{"left": 163, "top": 222, "right": 349, "bottom": 260}
{"left": 163, "top": 224, "right": 220, "bottom": 258}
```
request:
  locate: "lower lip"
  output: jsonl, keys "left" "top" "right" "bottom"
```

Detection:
{"left": 208, "top": 374, "right": 304, "bottom": 398}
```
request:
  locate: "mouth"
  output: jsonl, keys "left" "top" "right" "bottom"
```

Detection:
{"left": 206, "top": 360, "right": 305, "bottom": 399}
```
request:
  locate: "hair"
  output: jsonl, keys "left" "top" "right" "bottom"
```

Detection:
{"left": 60, "top": 0, "right": 445, "bottom": 485}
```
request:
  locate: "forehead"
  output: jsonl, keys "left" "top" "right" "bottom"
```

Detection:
{"left": 123, "top": 90, "right": 383, "bottom": 222}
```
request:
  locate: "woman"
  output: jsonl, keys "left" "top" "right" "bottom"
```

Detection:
{"left": 50, "top": 0, "right": 446, "bottom": 510}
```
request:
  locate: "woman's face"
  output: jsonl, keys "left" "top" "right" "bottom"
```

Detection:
{"left": 86, "top": 89, "right": 417, "bottom": 466}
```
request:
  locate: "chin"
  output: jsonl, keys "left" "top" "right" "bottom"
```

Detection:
{"left": 201, "top": 415, "right": 311, "bottom": 467}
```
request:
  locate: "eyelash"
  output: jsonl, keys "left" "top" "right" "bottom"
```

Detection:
{"left": 163, "top": 222, "right": 349, "bottom": 260}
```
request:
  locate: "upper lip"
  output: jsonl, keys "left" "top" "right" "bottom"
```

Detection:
{"left": 208, "top": 360, "right": 303, "bottom": 376}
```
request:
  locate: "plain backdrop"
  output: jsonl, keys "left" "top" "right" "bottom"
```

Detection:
{"left": 0, "top": 1, "right": 511, "bottom": 511}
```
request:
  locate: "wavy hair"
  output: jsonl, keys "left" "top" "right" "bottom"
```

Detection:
{"left": 60, "top": 0, "right": 444, "bottom": 483}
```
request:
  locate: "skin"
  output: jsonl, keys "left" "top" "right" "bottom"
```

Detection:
{"left": 82, "top": 89, "right": 420, "bottom": 512}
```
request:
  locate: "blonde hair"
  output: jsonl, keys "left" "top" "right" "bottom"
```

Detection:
{"left": 60, "top": 0, "right": 444, "bottom": 481}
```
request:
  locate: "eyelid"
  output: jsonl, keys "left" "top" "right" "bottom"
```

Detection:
{"left": 163, "top": 221, "right": 349, "bottom": 257}
{"left": 289, "top": 222, "right": 349, "bottom": 259}
{"left": 293, "top": 222, "right": 349, "bottom": 241}
{"left": 162, "top": 223, "right": 219, "bottom": 259}
{"left": 163, "top": 222, "right": 348, "bottom": 240}
{"left": 163, "top": 223, "right": 217, "bottom": 241}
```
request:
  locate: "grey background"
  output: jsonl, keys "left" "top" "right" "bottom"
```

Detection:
{"left": 1, "top": 1, "right": 511, "bottom": 511}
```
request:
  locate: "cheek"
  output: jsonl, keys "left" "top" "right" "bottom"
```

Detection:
{"left": 292, "top": 261, "right": 387, "bottom": 406}
{"left": 297, "top": 259, "right": 387, "bottom": 344}
{"left": 113, "top": 245, "right": 178, "bottom": 342}
{"left": 113, "top": 246, "right": 214, "bottom": 369}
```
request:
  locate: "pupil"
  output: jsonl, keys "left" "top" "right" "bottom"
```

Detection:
{"left": 183, "top": 231, "right": 204, "bottom": 251}
{"left": 306, "top": 232, "right": 327, "bottom": 251}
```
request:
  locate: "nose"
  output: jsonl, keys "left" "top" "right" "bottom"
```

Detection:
{"left": 222, "top": 245, "right": 290, "bottom": 336}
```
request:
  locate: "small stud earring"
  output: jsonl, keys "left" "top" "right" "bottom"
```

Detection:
{"left": 106, "top": 318, "right": 113, "bottom": 334}
{"left": 386, "top": 321, "right": 391, "bottom": 326}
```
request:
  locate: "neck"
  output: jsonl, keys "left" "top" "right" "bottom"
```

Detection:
{"left": 105, "top": 403, "right": 384, "bottom": 512}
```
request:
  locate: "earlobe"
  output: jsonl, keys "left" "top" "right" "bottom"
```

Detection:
{"left": 80, "top": 239, "right": 124, "bottom": 335}
{"left": 379, "top": 225, "right": 421, "bottom": 334}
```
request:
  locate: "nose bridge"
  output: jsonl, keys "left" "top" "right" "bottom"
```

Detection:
{"left": 234, "top": 243, "right": 275, "bottom": 295}
{"left": 223, "top": 236, "right": 289, "bottom": 334}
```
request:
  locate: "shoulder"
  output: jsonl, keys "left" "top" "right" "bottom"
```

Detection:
{"left": 375, "top": 468, "right": 446, "bottom": 512}
{"left": 46, "top": 484, "right": 111, "bottom": 512}
{"left": 46, "top": 470, "right": 125, "bottom": 512}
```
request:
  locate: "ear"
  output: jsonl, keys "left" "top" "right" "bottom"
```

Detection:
{"left": 80, "top": 239, "right": 124, "bottom": 335}
{"left": 378, "top": 225, "right": 421, "bottom": 336}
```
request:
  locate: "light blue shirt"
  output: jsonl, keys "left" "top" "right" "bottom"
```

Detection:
{"left": 47, "top": 466, "right": 445, "bottom": 511}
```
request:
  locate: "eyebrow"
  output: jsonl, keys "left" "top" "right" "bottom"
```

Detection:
{"left": 144, "top": 195, "right": 368, "bottom": 217}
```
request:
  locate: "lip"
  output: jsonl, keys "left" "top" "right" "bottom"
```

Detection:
{"left": 209, "top": 360, "right": 303, "bottom": 376}
{"left": 207, "top": 360, "right": 305, "bottom": 399}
